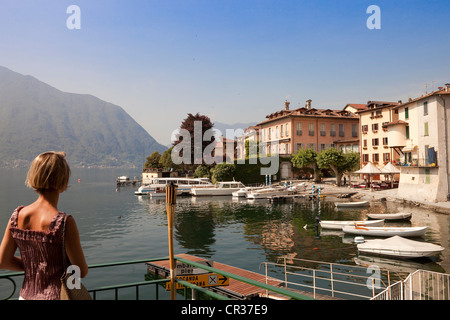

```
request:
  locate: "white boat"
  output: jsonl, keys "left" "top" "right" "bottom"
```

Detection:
{"left": 135, "top": 177, "right": 213, "bottom": 195}
{"left": 246, "top": 186, "right": 295, "bottom": 199}
{"left": 335, "top": 201, "right": 370, "bottom": 208}
{"left": 342, "top": 225, "right": 428, "bottom": 237}
{"left": 357, "top": 236, "right": 445, "bottom": 258}
{"left": 232, "top": 186, "right": 264, "bottom": 197}
{"left": 190, "top": 181, "right": 246, "bottom": 196}
{"left": 367, "top": 212, "right": 412, "bottom": 221}
{"left": 320, "top": 219, "right": 384, "bottom": 230}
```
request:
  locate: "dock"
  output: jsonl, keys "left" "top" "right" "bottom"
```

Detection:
{"left": 146, "top": 253, "right": 340, "bottom": 300}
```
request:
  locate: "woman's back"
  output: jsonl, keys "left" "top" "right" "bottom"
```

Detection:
{"left": 9, "top": 206, "right": 68, "bottom": 300}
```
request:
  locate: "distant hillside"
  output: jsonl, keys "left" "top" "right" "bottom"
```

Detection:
{"left": 0, "top": 66, "right": 166, "bottom": 168}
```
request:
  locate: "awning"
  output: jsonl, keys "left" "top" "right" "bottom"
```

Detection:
{"left": 401, "top": 145, "right": 417, "bottom": 152}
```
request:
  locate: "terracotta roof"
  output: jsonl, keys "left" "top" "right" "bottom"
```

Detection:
{"left": 345, "top": 103, "right": 368, "bottom": 110}
{"left": 394, "top": 87, "right": 450, "bottom": 109}
{"left": 385, "top": 120, "right": 408, "bottom": 126}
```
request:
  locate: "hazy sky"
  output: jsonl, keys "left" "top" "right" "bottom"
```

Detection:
{"left": 1, "top": 0, "right": 449, "bottom": 146}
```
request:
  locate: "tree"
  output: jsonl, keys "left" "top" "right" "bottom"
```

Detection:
{"left": 194, "top": 164, "right": 211, "bottom": 179}
{"left": 172, "top": 113, "right": 215, "bottom": 168}
{"left": 316, "top": 148, "right": 360, "bottom": 186}
{"left": 291, "top": 148, "right": 321, "bottom": 182}
{"left": 211, "top": 163, "right": 236, "bottom": 183}
{"left": 144, "top": 151, "right": 161, "bottom": 169}
{"left": 159, "top": 146, "right": 176, "bottom": 169}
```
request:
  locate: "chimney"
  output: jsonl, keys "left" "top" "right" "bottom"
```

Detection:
{"left": 398, "top": 100, "right": 402, "bottom": 104}
{"left": 284, "top": 100, "right": 290, "bottom": 111}
{"left": 305, "top": 99, "right": 312, "bottom": 109}
{"left": 446, "top": 83, "right": 450, "bottom": 92}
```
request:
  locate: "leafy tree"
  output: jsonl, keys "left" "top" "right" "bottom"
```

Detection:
{"left": 194, "top": 164, "right": 211, "bottom": 179}
{"left": 159, "top": 146, "right": 176, "bottom": 169}
{"left": 172, "top": 113, "right": 215, "bottom": 168}
{"left": 144, "top": 151, "right": 161, "bottom": 168}
{"left": 211, "top": 163, "right": 236, "bottom": 183}
{"left": 316, "top": 148, "right": 360, "bottom": 186}
{"left": 291, "top": 148, "right": 320, "bottom": 182}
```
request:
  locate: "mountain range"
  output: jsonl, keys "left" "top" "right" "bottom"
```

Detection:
{"left": 0, "top": 66, "right": 167, "bottom": 168}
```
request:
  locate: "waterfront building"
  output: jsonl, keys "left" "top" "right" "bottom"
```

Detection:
{"left": 387, "top": 84, "right": 450, "bottom": 202}
{"left": 256, "top": 100, "right": 360, "bottom": 179}
{"left": 356, "top": 100, "right": 400, "bottom": 180}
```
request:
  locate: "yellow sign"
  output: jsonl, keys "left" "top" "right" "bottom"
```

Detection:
{"left": 166, "top": 273, "right": 229, "bottom": 290}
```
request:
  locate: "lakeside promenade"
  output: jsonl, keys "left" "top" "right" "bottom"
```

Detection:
{"left": 318, "top": 180, "right": 450, "bottom": 215}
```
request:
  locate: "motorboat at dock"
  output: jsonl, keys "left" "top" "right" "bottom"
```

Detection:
{"left": 190, "top": 181, "right": 246, "bottom": 196}
{"left": 320, "top": 219, "right": 384, "bottom": 230}
{"left": 357, "top": 236, "right": 445, "bottom": 258}
{"left": 134, "top": 177, "right": 213, "bottom": 195}
{"left": 342, "top": 225, "right": 428, "bottom": 237}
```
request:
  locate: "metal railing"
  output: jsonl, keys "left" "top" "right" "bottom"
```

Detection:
{"left": 261, "top": 257, "right": 401, "bottom": 300}
{"left": 0, "top": 256, "right": 315, "bottom": 300}
{"left": 372, "top": 269, "right": 450, "bottom": 300}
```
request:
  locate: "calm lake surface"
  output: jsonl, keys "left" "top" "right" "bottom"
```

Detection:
{"left": 1, "top": 168, "right": 449, "bottom": 299}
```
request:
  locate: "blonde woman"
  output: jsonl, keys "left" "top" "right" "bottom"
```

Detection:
{"left": 0, "top": 151, "right": 88, "bottom": 300}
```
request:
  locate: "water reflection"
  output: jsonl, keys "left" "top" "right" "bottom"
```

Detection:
{"left": 136, "top": 195, "right": 450, "bottom": 275}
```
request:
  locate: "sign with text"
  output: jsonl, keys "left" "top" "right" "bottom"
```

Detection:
{"left": 166, "top": 273, "right": 229, "bottom": 290}
{"left": 176, "top": 260, "right": 214, "bottom": 275}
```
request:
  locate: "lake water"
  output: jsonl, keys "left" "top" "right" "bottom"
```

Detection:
{"left": 1, "top": 168, "right": 449, "bottom": 300}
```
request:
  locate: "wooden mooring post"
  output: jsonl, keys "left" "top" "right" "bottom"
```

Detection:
{"left": 165, "top": 183, "right": 178, "bottom": 300}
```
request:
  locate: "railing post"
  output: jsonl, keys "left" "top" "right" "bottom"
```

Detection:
{"left": 166, "top": 183, "right": 178, "bottom": 301}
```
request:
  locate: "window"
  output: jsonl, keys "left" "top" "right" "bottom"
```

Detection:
{"left": 372, "top": 123, "right": 379, "bottom": 132}
{"left": 268, "top": 128, "right": 272, "bottom": 140}
{"left": 424, "top": 122, "right": 429, "bottom": 136}
{"left": 406, "top": 126, "right": 410, "bottom": 139}
{"left": 296, "top": 122, "right": 302, "bottom": 136}
{"left": 296, "top": 143, "right": 304, "bottom": 152}
{"left": 372, "top": 138, "right": 379, "bottom": 146}
{"left": 372, "top": 153, "right": 379, "bottom": 163}
{"left": 383, "top": 153, "right": 390, "bottom": 162}
{"left": 320, "top": 123, "right": 326, "bottom": 136}
{"left": 424, "top": 102, "right": 428, "bottom": 115}
{"left": 307, "top": 143, "right": 316, "bottom": 151}
{"left": 352, "top": 124, "right": 357, "bottom": 137}
{"left": 320, "top": 144, "right": 326, "bottom": 151}
{"left": 330, "top": 124, "right": 336, "bottom": 136}
{"left": 280, "top": 125, "right": 283, "bottom": 137}
{"left": 285, "top": 143, "right": 290, "bottom": 154}
{"left": 339, "top": 124, "right": 344, "bottom": 137}
{"left": 309, "top": 123, "right": 314, "bottom": 136}
{"left": 405, "top": 107, "right": 409, "bottom": 119}
{"left": 425, "top": 168, "right": 430, "bottom": 184}
{"left": 361, "top": 125, "right": 368, "bottom": 133}
{"left": 285, "top": 123, "right": 289, "bottom": 136}
{"left": 363, "top": 154, "right": 369, "bottom": 163}
{"left": 363, "top": 139, "right": 367, "bottom": 147}
{"left": 382, "top": 137, "right": 388, "bottom": 145}
{"left": 276, "top": 126, "right": 279, "bottom": 138}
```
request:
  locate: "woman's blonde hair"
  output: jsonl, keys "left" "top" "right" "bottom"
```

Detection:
{"left": 26, "top": 151, "right": 71, "bottom": 193}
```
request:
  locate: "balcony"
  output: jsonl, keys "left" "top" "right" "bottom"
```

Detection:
{"left": 396, "top": 158, "right": 438, "bottom": 168}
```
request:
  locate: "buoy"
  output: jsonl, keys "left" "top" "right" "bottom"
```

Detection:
{"left": 354, "top": 236, "right": 365, "bottom": 244}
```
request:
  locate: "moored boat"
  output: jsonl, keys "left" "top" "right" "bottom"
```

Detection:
{"left": 246, "top": 186, "right": 295, "bottom": 199}
{"left": 232, "top": 186, "right": 264, "bottom": 197}
{"left": 357, "top": 236, "right": 445, "bottom": 258}
{"left": 190, "top": 181, "right": 246, "bottom": 196}
{"left": 135, "top": 177, "right": 213, "bottom": 195}
{"left": 334, "top": 201, "right": 370, "bottom": 208}
{"left": 342, "top": 225, "right": 428, "bottom": 237}
{"left": 367, "top": 212, "right": 412, "bottom": 221}
{"left": 320, "top": 219, "right": 384, "bottom": 230}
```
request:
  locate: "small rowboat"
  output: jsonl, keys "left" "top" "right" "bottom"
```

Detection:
{"left": 367, "top": 212, "right": 412, "bottom": 221}
{"left": 357, "top": 236, "right": 445, "bottom": 258}
{"left": 342, "top": 225, "right": 428, "bottom": 237}
{"left": 320, "top": 219, "right": 384, "bottom": 230}
{"left": 335, "top": 201, "right": 369, "bottom": 208}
